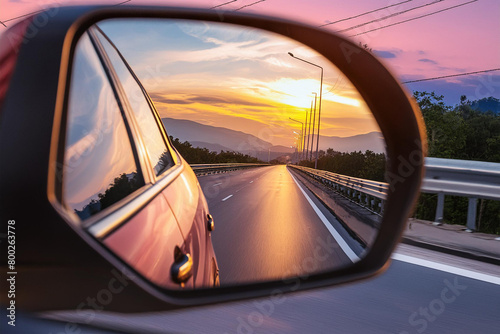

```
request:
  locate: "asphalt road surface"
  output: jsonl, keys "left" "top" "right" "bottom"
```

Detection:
{"left": 197, "top": 165, "right": 365, "bottom": 285}
{"left": 43, "top": 243, "right": 500, "bottom": 334}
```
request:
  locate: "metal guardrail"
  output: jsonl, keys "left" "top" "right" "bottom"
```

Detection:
{"left": 288, "top": 165, "right": 388, "bottom": 215}
{"left": 190, "top": 163, "right": 270, "bottom": 176}
{"left": 289, "top": 157, "right": 500, "bottom": 231}
{"left": 422, "top": 157, "right": 500, "bottom": 231}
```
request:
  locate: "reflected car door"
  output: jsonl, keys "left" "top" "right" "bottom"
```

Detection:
{"left": 62, "top": 29, "right": 192, "bottom": 290}
{"left": 90, "top": 26, "right": 213, "bottom": 288}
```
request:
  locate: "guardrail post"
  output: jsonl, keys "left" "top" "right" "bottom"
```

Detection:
{"left": 466, "top": 197, "right": 478, "bottom": 232}
{"left": 434, "top": 193, "right": 445, "bottom": 224}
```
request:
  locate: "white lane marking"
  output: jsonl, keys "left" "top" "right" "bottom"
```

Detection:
{"left": 222, "top": 195, "right": 233, "bottom": 202}
{"left": 392, "top": 253, "right": 500, "bottom": 286}
{"left": 213, "top": 182, "right": 222, "bottom": 187}
{"left": 288, "top": 170, "right": 360, "bottom": 262}
{"left": 249, "top": 181, "right": 254, "bottom": 183}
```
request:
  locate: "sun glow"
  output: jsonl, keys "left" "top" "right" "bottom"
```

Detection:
{"left": 100, "top": 19, "right": 380, "bottom": 142}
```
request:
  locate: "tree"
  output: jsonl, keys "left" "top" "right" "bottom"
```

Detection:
{"left": 413, "top": 91, "right": 500, "bottom": 234}
{"left": 413, "top": 91, "right": 466, "bottom": 158}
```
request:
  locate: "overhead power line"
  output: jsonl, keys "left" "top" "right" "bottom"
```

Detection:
{"left": 234, "top": 0, "right": 266, "bottom": 12}
{"left": 113, "top": 0, "right": 132, "bottom": 6}
{"left": 402, "top": 68, "right": 500, "bottom": 84}
{"left": 319, "top": 0, "right": 414, "bottom": 27}
{"left": 210, "top": 0, "right": 238, "bottom": 10}
{"left": 349, "top": 0, "right": 478, "bottom": 37}
{"left": 337, "top": 0, "right": 444, "bottom": 33}
{"left": 1, "top": 8, "right": 46, "bottom": 25}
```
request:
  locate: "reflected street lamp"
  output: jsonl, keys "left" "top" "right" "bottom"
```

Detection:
{"left": 288, "top": 52, "right": 323, "bottom": 169}
{"left": 289, "top": 117, "right": 304, "bottom": 163}
{"left": 310, "top": 92, "right": 317, "bottom": 161}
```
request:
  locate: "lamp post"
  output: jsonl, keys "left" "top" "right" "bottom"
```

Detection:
{"left": 303, "top": 107, "right": 309, "bottom": 161}
{"left": 293, "top": 131, "right": 300, "bottom": 163}
{"left": 288, "top": 52, "right": 323, "bottom": 169}
{"left": 306, "top": 99, "right": 313, "bottom": 161}
{"left": 310, "top": 92, "right": 317, "bottom": 161}
{"left": 289, "top": 117, "right": 304, "bottom": 162}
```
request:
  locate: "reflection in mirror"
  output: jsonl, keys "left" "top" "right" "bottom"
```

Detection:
{"left": 64, "top": 32, "right": 145, "bottom": 220}
{"left": 71, "top": 19, "right": 387, "bottom": 289}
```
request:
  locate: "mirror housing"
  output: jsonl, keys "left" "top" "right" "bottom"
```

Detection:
{"left": 0, "top": 5, "right": 426, "bottom": 312}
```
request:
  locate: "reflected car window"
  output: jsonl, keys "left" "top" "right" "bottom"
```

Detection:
{"left": 63, "top": 32, "right": 144, "bottom": 220}
{"left": 94, "top": 27, "right": 174, "bottom": 177}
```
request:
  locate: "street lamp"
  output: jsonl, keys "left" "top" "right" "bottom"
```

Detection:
{"left": 288, "top": 52, "right": 323, "bottom": 169}
{"left": 310, "top": 92, "right": 317, "bottom": 161}
{"left": 303, "top": 106, "right": 309, "bottom": 161}
{"left": 289, "top": 117, "right": 304, "bottom": 162}
{"left": 305, "top": 99, "right": 313, "bottom": 161}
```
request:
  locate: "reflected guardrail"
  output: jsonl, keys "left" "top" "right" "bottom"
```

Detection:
{"left": 289, "top": 158, "right": 500, "bottom": 231}
{"left": 190, "top": 163, "right": 270, "bottom": 176}
{"left": 288, "top": 165, "right": 388, "bottom": 215}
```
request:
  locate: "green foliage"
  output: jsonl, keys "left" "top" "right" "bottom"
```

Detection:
{"left": 478, "top": 200, "right": 500, "bottom": 234}
{"left": 413, "top": 193, "right": 437, "bottom": 221}
{"left": 98, "top": 173, "right": 142, "bottom": 211}
{"left": 413, "top": 91, "right": 466, "bottom": 158}
{"left": 169, "top": 136, "right": 262, "bottom": 164}
{"left": 299, "top": 149, "right": 386, "bottom": 182}
{"left": 413, "top": 91, "right": 500, "bottom": 234}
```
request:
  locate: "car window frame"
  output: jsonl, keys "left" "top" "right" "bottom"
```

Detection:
{"left": 82, "top": 26, "right": 187, "bottom": 237}
{"left": 57, "top": 29, "right": 149, "bottom": 225}
{"left": 92, "top": 25, "right": 179, "bottom": 178}
{"left": 52, "top": 26, "right": 188, "bottom": 238}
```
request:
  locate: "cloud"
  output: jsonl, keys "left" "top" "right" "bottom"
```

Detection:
{"left": 418, "top": 58, "right": 438, "bottom": 65}
{"left": 374, "top": 50, "right": 397, "bottom": 59}
{"left": 150, "top": 93, "right": 273, "bottom": 107}
{"left": 149, "top": 95, "right": 192, "bottom": 105}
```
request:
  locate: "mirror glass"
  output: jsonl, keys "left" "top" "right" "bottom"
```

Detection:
{"left": 65, "top": 18, "right": 387, "bottom": 290}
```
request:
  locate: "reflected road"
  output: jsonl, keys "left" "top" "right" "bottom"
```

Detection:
{"left": 197, "top": 165, "right": 364, "bottom": 285}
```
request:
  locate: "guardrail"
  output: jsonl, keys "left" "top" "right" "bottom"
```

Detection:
{"left": 422, "top": 157, "right": 500, "bottom": 231}
{"left": 289, "top": 157, "right": 500, "bottom": 231}
{"left": 190, "top": 163, "right": 270, "bottom": 176}
{"left": 288, "top": 165, "right": 388, "bottom": 215}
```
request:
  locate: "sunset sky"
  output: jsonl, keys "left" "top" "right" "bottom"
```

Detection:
{"left": 97, "top": 18, "right": 374, "bottom": 146}
{"left": 1, "top": 0, "right": 498, "bottom": 146}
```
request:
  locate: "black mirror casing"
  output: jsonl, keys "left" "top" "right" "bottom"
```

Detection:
{"left": 0, "top": 5, "right": 426, "bottom": 312}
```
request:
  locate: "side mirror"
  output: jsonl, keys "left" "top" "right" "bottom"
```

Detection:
{"left": 0, "top": 6, "right": 426, "bottom": 312}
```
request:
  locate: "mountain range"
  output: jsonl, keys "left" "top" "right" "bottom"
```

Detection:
{"left": 470, "top": 97, "right": 500, "bottom": 114}
{"left": 161, "top": 118, "right": 386, "bottom": 160}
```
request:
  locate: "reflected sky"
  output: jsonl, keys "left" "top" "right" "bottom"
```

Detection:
{"left": 64, "top": 33, "right": 140, "bottom": 213}
{"left": 98, "top": 19, "right": 380, "bottom": 146}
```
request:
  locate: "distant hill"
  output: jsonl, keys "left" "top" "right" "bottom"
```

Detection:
{"left": 161, "top": 118, "right": 272, "bottom": 154}
{"left": 306, "top": 131, "right": 385, "bottom": 153}
{"left": 162, "top": 118, "right": 386, "bottom": 159}
{"left": 270, "top": 145, "right": 295, "bottom": 153}
{"left": 189, "top": 141, "right": 234, "bottom": 152}
{"left": 469, "top": 97, "right": 500, "bottom": 114}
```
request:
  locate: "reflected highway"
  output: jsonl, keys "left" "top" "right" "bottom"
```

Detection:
{"left": 197, "top": 165, "right": 364, "bottom": 285}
